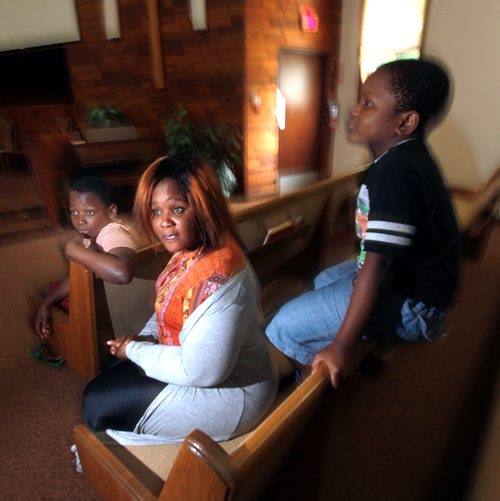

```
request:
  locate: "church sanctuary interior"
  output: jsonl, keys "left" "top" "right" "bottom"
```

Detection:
{"left": 0, "top": 0, "right": 498, "bottom": 499}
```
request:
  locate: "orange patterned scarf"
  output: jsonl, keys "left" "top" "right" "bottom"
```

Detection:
{"left": 155, "top": 237, "right": 245, "bottom": 346}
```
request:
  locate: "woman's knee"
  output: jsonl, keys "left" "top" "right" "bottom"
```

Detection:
{"left": 82, "top": 362, "right": 167, "bottom": 432}
{"left": 82, "top": 381, "right": 106, "bottom": 431}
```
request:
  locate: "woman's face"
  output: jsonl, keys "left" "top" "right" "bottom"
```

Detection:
{"left": 151, "top": 177, "right": 199, "bottom": 253}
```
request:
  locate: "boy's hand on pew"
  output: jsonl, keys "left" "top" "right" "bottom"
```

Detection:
{"left": 34, "top": 303, "right": 52, "bottom": 340}
{"left": 312, "top": 340, "right": 351, "bottom": 389}
{"left": 314, "top": 253, "right": 385, "bottom": 388}
{"left": 65, "top": 234, "right": 87, "bottom": 255}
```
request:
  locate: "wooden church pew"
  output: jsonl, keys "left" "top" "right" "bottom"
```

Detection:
{"left": 51, "top": 165, "right": 498, "bottom": 383}
{"left": 450, "top": 166, "right": 499, "bottom": 256}
{"left": 68, "top": 170, "right": 374, "bottom": 499}
{"left": 68, "top": 166, "right": 499, "bottom": 500}
{"left": 74, "top": 343, "right": 374, "bottom": 501}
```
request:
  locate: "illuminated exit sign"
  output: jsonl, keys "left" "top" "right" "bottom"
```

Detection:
{"left": 300, "top": 5, "right": 319, "bottom": 33}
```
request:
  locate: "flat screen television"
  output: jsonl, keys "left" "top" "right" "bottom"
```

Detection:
{"left": 0, "top": 46, "right": 74, "bottom": 107}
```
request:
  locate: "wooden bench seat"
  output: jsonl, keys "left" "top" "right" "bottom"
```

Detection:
{"left": 73, "top": 376, "right": 299, "bottom": 497}
{"left": 74, "top": 342, "right": 374, "bottom": 501}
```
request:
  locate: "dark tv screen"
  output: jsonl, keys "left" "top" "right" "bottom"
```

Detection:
{"left": 0, "top": 46, "right": 73, "bottom": 107}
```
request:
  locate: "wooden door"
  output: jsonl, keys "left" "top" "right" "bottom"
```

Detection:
{"left": 278, "top": 50, "right": 328, "bottom": 179}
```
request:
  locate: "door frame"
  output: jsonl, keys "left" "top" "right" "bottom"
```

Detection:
{"left": 277, "top": 47, "right": 331, "bottom": 189}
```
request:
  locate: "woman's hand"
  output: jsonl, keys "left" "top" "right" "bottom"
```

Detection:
{"left": 107, "top": 335, "right": 137, "bottom": 360}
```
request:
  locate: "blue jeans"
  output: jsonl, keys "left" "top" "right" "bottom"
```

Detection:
{"left": 265, "top": 260, "right": 448, "bottom": 365}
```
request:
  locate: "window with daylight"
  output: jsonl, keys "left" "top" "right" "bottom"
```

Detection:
{"left": 359, "top": 0, "right": 428, "bottom": 82}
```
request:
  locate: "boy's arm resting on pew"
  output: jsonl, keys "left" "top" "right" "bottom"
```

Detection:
{"left": 65, "top": 236, "right": 136, "bottom": 284}
{"left": 51, "top": 244, "right": 167, "bottom": 382}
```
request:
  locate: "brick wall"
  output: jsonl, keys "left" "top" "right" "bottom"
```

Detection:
{"left": 70, "top": 0, "right": 244, "bottom": 136}
{"left": 1, "top": 0, "right": 340, "bottom": 198}
{"left": 244, "top": 0, "right": 342, "bottom": 196}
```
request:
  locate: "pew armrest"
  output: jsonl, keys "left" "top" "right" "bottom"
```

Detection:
{"left": 74, "top": 424, "right": 159, "bottom": 501}
{"left": 51, "top": 260, "right": 101, "bottom": 382}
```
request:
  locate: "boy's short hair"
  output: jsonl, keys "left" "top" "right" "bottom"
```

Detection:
{"left": 70, "top": 175, "right": 114, "bottom": 206}
{"left": 379, "top": 59, "right": 450, "bottom": 131}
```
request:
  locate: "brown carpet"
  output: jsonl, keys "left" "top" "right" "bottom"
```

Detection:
{"left": 0, "top": 228, "right": 97, "bottom": 500}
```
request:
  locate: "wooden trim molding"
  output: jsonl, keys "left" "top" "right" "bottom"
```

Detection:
{"left": 145, "top": 0, "right": 165, "bottom": 89}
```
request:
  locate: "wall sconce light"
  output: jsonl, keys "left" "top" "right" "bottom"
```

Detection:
{"left": 327, "top": 97, "right": 339, "bottom": 128}
{"left": 102, "top": 0, "right": 121, "bottom": 40}
{"left": 276, "top": 88, "right": 286, "bottom": 130}
{"left": 189, "top": 0, "right": 207, "bottom": 31}
{"left": 250, "top": 92, "right": 261, "bottom": 113}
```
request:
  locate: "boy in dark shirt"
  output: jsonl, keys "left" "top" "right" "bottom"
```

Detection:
{"left": 266, "top": 59, "right": 460, "bottom": 388}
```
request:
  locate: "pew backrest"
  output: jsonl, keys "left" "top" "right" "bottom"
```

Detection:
{"left": 51, "top": 243, "right": 168, "bottom": 382}
{"left": 103, "top": 246, "right": 167, "bottom": 338}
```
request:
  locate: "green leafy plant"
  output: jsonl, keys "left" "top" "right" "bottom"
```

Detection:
{"left": 164, "top": 107, "right": 241, "bottom": 197}
{"left": 86, "top": 106, "right": 129, "bottom": 128}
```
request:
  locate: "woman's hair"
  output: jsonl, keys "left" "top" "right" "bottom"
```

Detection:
{"left": 70, "top": 175, "right": 114, "bottom": 206}
{"left": 378, "top": 58, "right": 450, "bottom": 131}
{"left": 134, "top": 156, "right": 237, "bottom": 253}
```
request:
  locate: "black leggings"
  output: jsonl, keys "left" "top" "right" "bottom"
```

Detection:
{"left": 83, "top": 360, "right": 167, "bottom": 432}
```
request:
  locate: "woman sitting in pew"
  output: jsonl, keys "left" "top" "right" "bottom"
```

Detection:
{"left": 83, "top": 156, "right": 278, "bottom": 444}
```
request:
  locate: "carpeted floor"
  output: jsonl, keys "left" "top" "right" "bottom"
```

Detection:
{"left": 0, "top": 221, "right": 498, "bottom": 500}
{"left": 0, "top": 228, "right": 97, "bottom": 500}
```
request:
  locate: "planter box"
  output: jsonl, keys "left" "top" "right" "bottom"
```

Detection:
{"left": 85, "top": 126, "right": 139, "bottom": 143}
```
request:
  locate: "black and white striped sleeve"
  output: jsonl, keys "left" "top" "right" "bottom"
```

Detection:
{"left": 365, "top": 220, "right": 417, "bottom": 250}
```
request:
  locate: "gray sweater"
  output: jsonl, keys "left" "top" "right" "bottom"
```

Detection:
{"left": 107, "top": 265, "right": 278, "bottom": 446}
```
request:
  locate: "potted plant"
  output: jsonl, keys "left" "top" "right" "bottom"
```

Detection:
{"left": 164, "top": 107, "right": 241, "bottom": 197}
{"left": 85, "top": 106, "right": 139, "bottom": 143}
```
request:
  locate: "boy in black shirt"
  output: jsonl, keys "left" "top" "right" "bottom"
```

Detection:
{"left": 266, "top": 59, "right": 459, "bottom": 387}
